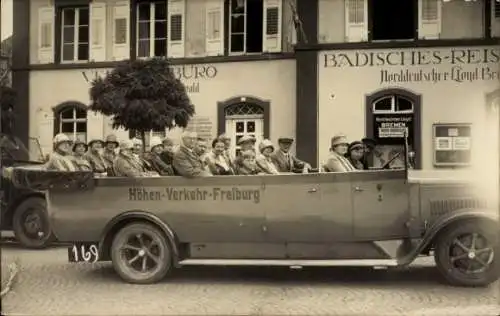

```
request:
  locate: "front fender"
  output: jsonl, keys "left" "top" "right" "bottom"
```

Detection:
{"left": 399, "top": 208, "right": 498, "bottom": 265}
{"left": 98, "top": 210, "right": 180, "bottom": 262}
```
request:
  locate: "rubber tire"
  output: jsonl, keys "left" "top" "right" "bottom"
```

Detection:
{"left": 434, "top": 221, "right": 499, "bottom": 287}
{"left": 111, "top": 222, "right": 172, "bottom": 284}
{"left": 12, "top": 197, "right": 55, "bottom": 249}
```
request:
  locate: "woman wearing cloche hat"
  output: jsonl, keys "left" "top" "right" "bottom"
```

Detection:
{"left": 146, "top": 136, "right": 175, "bottom": 176}
{"left": 323, "top": 134, "right": 356, "bottom": 172}
{"left": 256, "top": 139, "right": 279, "bottom": 174}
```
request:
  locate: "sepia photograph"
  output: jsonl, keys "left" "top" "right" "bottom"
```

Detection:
{"left": 0, "top": 0, "right": 499, "bottom": 315}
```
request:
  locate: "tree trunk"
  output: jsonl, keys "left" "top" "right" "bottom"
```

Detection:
{"left": 140, "top": 130, "right": 146, "bottom": 153}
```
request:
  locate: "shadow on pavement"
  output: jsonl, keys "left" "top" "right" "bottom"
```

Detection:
{"left": 85, "top": 264, "right": 455, "bottom": 288}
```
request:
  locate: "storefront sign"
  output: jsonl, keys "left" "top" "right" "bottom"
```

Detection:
{"left": 374, "top": 115, "right": 412, "bottom": 139}
{"left": 128, "top": 187, "right": 261, "bottom": 203}
{"left": 322, "top": 47, "right": 500, "bottom": 84}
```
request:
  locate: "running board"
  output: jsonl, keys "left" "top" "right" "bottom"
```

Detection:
{"left": 178, "top": 259, "right": 399, "bottom": 267}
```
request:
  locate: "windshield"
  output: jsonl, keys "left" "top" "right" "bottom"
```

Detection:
{"left": 0, "top": 134, "right": 45, "bottom": 162}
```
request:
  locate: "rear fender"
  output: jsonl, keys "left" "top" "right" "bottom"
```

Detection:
{"left": 399, "top": 208, "right": 498, "bottom": 265}
{"left": 99, "top": 210, "right": 180, "bottom": 263}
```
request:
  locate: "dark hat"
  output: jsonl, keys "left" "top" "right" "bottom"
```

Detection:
{"left": 88, "top": 139, "right": 104, "bottom": 147}
{"left": 348, "top": 141, "right": 364, "bottom": 152}
{"left": 362, "top": 137, "right": 377, "bottom": 148}
{"left": 72, "top": 140, "right": 88, "bottom": 152}
{"left": 278, "top": 137, "right": 294, "bottom": 144}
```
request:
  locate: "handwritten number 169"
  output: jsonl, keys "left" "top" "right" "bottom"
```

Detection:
{"left": 72, "top": 245, "right": 99, "bottom": 263}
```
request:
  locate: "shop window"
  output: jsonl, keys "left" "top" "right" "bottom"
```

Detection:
{"left": 136, "top": 0, "right": 167, "bottom": 58}
{"left": 60, "top": 6, "right": 90, "bottom": 62}
{"left": 55, "top": 105, "right": 88, "bottom": 142}
{"left": 224, "top": 103, "right": 264, "bottom": 157}
{"left": 433, "top": 123, "right": 472, "bottom": 167}
{"left": 372, "top": 0, "right": 414, "bottom": 40}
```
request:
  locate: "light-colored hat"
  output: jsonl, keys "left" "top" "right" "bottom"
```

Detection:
{"left": 149, "top": 136, "right": 163, "bottom": 149}
{"left": 53, "top": 133, "right": 71, "bottom": 145}
{"left": 218, "top": 133, "right": 231, "bottom": 140}
{"left": 241, "top": 150, "right": 256, "bottom": 158}
{"left": 259, "top": 139, "right": 274, "bottom": 153}
{"left": 132, "top": 138, "right": 142, "bottom": 146}
{"left": 104, "top": 134, "right": 119, "bottom": 145}
{"left": 330, "top": 134, "right": 349, "bottom": 148}
{"left": 237, "top": 135, "right": 256, "bottom": 145}
{"left": 88, "top": 139, "right": 104, "bottom": 147}
{"left": 162, "top": 137, "right": 174, "bottom": 146}
{"left": 119, "top": 139, "right": 134, "bottom": 150}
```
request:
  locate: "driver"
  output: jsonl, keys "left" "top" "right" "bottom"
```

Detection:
{"left": 323, "top": 134, "right": 356, "bottom": 172}
{"left": 45, "top": 134, "right": 78, "bottom": 171}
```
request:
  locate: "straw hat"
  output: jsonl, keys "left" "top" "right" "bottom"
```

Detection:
{"left": 259, "top": 139, "right": 274, "bottom": 153}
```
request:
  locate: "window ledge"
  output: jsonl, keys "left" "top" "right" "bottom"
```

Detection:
{"left": 21, "top": 53, "right": 295, "bottom": 71}
{"left": 296, "top": 38, "right": 500, "bottom": 51}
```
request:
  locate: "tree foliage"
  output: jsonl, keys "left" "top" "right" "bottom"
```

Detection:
{"left": 89, "top": 58, "right": 195, "bottom": 134}
{"left": 0, "top": 85, "right": 16, "bottom": 135}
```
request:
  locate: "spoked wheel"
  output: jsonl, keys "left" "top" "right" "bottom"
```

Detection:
{"left": 111, "top": 223, "right": 172, "bottom": 284}
{"left": 435, "top": 221, "right": 499, "bottom": 287}
{"left": 12, "top": 197, "right": 55, "bottom": 249}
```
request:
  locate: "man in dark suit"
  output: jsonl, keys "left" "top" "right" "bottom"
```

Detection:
{"left": 361, "top": 138, "right": 377, "bottom": 170}
{"left": 172, "top": 131, "right": 211, "bottom": 178}
{"left": 271, "top": 137, "right": 311, "bottom": 173}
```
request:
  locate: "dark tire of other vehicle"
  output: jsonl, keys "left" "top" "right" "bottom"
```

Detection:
{"left": 111, "top": 222, "right": 173, "bottom": 284}
{"left": 434, "top": 220, "right": 499, "bottom": 287}
{"left": 12, "top": 197, "right": 55, "bottom": 249}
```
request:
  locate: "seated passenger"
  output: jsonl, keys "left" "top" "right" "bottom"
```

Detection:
{"left": 194, "top": 137, "right": 210, "bottom": 172}
{"left": 271, "top": 137, "right": 311, "bottom": 173}
{"left": 361, "top": 138, "right": 377, "bottom": 170}
{"left": 256, "top": 139, "right": 279, "bottom": 175}
{"left": 160, "top": 137, "right": 175, "bottom": 165}
{"left": 172, "top": 131, "right": 211, "bottom": 178}
{"left": 72, "top": 140, "right": 92, "bottom": 171}
{"left": 206, "top": 138, "right": 234, "bottom": 175}
{"left": 102, "top": 134, "right": 119, "bottom": 168}
{"left": 235, "top": 150, "right": 264, "bottom": 175}
{"left": 113, "top": 140, "right": 153, "bottom": 177}
{"left": 45, "top": 134, "right": 78, "bottom": 171}
{"left": 233, "top": 135, "right": 256, "bottom": 166}
{"left": 131, "top": 137, "right": 154, "bottom": 171}
{"left": 323, "top": 134, "right": 356, "bottom": 172}
{"left": 147, "top": 136, "right": 175, "bottom": 176}
{"left": 346, "top": 141, "right": 365, "bottom": 170}
{"left": 84, "top": 139, "right": 108, "bottom": 175}
{"left": 218, "top": 133, "right": 234, "bottom": 164}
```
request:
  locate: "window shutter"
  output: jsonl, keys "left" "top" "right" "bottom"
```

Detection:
{"left": 418, "top": 0, "right": 441, "bottom": 39}
{"left": 344, "top": 0, "right": 367, "bottom": 42}
{"left": 112, "top": 1, "right": 130, "bottom": 61}
{"left": 38, "top": 110, "right": 55, "bottom": 156}
{"left": 205, "top": 0, "right": 224, "bottom": 56}
{"left": 262, "top": 0, "right": 282, "bottom": 53}
{"left": 89, "top": 2, "right": 107, "bottom": 62}
{"left": 168, "top": 0, "right": 186, "bottom": 58}
{"left": 86, "top": 110, "right": 104, "bottom": 142}
{"left": 38, "top": 7, "right": 55, "bottom": 64}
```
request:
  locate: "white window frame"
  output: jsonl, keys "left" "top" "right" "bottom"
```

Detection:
{"left": 229, "top": 0, "right": 248, "bottom": 55}
{"left": 372, "top": 95, "right": 414, "bottom": 115}
{"left": 61, "top": 7, "right": 89, "bottom": 63}
{"left": 136, "top": 1, "right": 167, "bottom": 58}
{"left": 225, "top": 115, "right": 264, "bottom": 157}
{"left": 58, "top": 107, "right": 88, "bottom": 142}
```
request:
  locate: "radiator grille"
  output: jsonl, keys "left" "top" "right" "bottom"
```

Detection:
{"left": 430, "top": 198, "right": 487, "bottom": 217}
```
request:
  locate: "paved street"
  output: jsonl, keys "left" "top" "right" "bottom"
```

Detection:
{"left": 1, "top": 243, "right": 499, "bottom": 316}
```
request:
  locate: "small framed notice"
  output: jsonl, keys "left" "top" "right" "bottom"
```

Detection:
{"left": 433, "top": 123, "right": 472, "bottom": 167}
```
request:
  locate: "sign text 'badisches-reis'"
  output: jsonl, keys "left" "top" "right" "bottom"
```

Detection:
{"left": 322, "top": 47, "right": 500, "bottom": 84}
{"left": 128, "top": 187, "right": 261, "bottom": 203}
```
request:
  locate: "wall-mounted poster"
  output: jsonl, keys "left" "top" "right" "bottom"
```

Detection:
{"left": 433, "top": 123, "right": 472, "bottom": 167}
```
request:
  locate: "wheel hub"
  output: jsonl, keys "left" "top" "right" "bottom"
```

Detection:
{"left": 467, "top": 251, "right": 476, "bottom": 259}
{"left": 138, "top": 249, "right": 146, "bottom": 257}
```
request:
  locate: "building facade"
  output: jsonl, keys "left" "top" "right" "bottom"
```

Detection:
{"left": 14, "top": 0, "right": 298, "bottom": 156}
{"left": 10, "top": 0, "right": 500, "bottom": 169}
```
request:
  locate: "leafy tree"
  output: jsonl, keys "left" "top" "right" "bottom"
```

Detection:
{"left": 0, "top": 84, "right": 16, "bottom": 135}
{"left": 89, "top": 57, "right": 195, "bottom": 151}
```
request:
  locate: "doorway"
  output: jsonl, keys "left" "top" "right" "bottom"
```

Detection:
{"left": 372, "top": 0, "right": 415, "bottom": 40}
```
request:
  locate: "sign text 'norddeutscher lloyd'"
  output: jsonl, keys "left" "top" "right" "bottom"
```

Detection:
{"left": 322, "top": 47, "right": 500, "bottom": 84}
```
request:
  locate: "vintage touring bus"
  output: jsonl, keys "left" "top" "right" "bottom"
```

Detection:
{"left": 9, "top": 148, "right": 499, "bottom": 287}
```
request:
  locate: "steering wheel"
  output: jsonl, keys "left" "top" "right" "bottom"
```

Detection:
{"left": 381, "top": 151, "right": 402, "bottom": 169}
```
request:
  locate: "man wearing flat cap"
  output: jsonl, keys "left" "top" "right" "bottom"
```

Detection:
{"left": 233, "top": 134, "right": 257, "bottom": 167}
{"left": 271, "top": 137, "right": 311, "bottom": 173}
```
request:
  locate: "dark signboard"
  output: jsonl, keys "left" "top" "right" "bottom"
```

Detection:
{"left": 433, "top": 123, "right": 472, "bottom": 167}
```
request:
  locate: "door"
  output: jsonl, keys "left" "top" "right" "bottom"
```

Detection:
{"left": 351, "top": 170, "right": 410, "bottom": 239}
{"left": 225, "top": 116, "right": 264, "bottom": 157}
